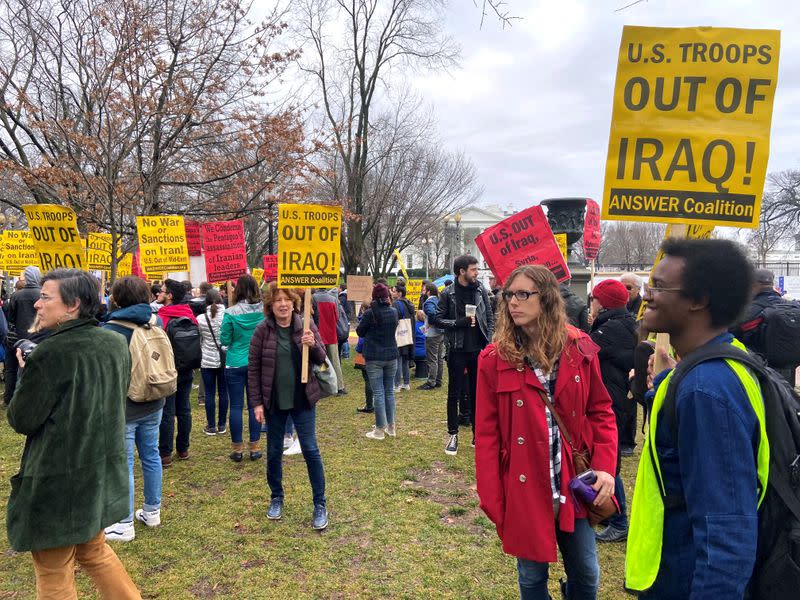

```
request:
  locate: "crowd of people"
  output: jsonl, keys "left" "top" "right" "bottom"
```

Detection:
{"left": 2, "top": 238, "right": 798, "bottom": 599}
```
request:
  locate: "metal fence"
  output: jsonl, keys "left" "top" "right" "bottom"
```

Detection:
{"left": 598, "top": 262, "right": 800, "bottom": 277}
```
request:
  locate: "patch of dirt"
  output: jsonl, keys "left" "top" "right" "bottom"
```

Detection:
{"left": 144, "top": 563, "right": 171, "bottom": 577}
{"left": 402, "top": 461, "right": 490, "bottom": 536}
{"left": 240, "top": 558, "right": 266, "bottom": 569}
{"left": 190, "top": 576, "right": 231, "bottom": 599}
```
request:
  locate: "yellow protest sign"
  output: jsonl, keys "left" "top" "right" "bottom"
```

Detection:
{"left": 117, "top": 253, "right": 133, "bottom": 278}
{"left": 555, "top": 234, "right": 568, "bottom": 261}
{"left": 252, "top": 268, "right": 264, "bottom": 286}
{"left": 602, "top": 26, "right": 780, "bottom": 229}
{"left": 393, "top": 250, "right": 410, "bottom": 281}
{"left": 136, "top": 215, "right": 189, "bottom": 277}
{"left": 277, "top": 204, "right": 342, "bottom": 288}
{"left": 23, "top": 204, "right": 85, "bottom": 271}
{"left": 2, "top": 230, "right": 39, "bottom": 276}
{"left": 86, "top": 232, "right": 114, "bottom": 272}
{"left": 406, "top": 279, "right": 424, "bottom": 304}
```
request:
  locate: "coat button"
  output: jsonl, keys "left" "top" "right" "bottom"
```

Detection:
{"left": 519, "top": 474, "right": 527, "bottom": 483}
{"left": 517, "top": 436, "right": 525, "bottom": 445}
{"left": 574, "top": 375, "right": 581, "bottom": 383}
{"left": 516, "top": 399, "right": 524, "bottom": 407}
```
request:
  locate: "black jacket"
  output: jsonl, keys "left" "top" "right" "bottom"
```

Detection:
{"left": 434, "top": 281, "right": 494, "bottom": 352}
{"left": 627, "top": 294, "right": 643, "bottom": 317}
{"left": 8, "top": 284, "right": 41, "bottom": 341}
{"left": 560, "top": 284, "right": 590, "bottom": 333}
{"left": 730, "top": 289, "right": 796, "bottom": 382}
{"left": 589, "top": 308, "right": 637, "bottom": 409}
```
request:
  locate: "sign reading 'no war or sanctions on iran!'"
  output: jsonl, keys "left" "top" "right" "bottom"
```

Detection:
{"left": 602, "top": 26, "right": 780, "bottom": 228}
{"left": 23, "top": 204, "right": 85, "bottom": 270}
{"left": 278, "top": 203, "right": 341, "bottom": 288}
{"left": 136, "top": 215, "right": 189, "bottom": 276}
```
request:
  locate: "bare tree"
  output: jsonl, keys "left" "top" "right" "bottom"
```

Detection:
{"left": 0, "top": 0, "right": 306, "bottom": 277}
{"left": 598, "top": 221, "right": 665, "bottom": 268}
{"left": 295, "top": 0, "right": 459, "bottom": 273}
{"left": 745, "top": 191, "right": 798, "bottom": 264}
{"left": 764, "top": 168, "right": 800, "bottom": 227}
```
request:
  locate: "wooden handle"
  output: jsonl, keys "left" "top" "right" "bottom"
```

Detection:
{"left": 302, "top": 288, "right": 311, "bottom": 383}
{"left": 653, "top": 333, "right": 671, "bottom": 373}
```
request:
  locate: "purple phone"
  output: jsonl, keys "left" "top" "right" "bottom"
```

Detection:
{"left": 569, "top": 470, "right": 599, "bottom": 505}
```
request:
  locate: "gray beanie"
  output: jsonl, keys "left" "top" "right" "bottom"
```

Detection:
{"left": 23, "top": 265, "right": 41, "bottom": 287}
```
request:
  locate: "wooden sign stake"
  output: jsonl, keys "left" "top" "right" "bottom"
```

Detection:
{"left": 301, "top": 288, "right": 312, "bottom": 383}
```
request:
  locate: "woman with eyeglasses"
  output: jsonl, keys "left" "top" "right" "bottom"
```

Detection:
{"left": 475, "top": 265, "right": 617, "bottom": 600}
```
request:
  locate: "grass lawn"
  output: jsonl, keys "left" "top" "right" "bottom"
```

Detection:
{"left": 0, "top": 352, "right": 640, "bottom": 599}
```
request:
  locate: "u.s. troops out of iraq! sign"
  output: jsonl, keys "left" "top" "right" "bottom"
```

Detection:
{"left": 602, "top": 26, "right": 780, "bottom": 229}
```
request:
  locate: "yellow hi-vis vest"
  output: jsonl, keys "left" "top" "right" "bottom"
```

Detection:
{"left": 625, "top": 338, "right": 770, "bottom": 592}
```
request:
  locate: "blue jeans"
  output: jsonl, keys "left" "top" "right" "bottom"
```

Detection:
{"left": 226, "top": 366, "right": 260, "bottom": 444}
{"left": 201, "top": 367, "right": 228, "bottom": 430}
{"left": 517, "top": 519, "right": 599, "bottom": 600}
{"left": 394, "top": 355, "right": 410, "bottom": 386}
{"left": 159, "top": 368, "right": 193, "bottom": 455}
{"left": 365, "top": 359, "right": 397, "bottom": 429}
{"left": 266, "top": 407, "right": 326, "bottom": 506}
{"left": 607, "top": 474, "right": 628, "bottom": 530}
{"left": 124, "top": 409, "right": 163, "bottom": 522}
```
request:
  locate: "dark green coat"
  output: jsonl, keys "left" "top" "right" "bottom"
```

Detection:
{"left": 6, "top": 318, "right": 131, "bottom": 552}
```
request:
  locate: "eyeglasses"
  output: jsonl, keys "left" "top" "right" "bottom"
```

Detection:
{"left": 643, "top": 283, "right": 684, "bottom": 296}
{"left": 502, "top": 290, "right": 540, "bottom": 302}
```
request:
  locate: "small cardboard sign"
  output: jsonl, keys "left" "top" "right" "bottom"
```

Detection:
{"left": 347, "top": 275, "right": 374, "bottom": 303}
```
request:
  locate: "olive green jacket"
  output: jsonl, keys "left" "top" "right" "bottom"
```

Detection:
{"left": 6, "top": 318, "right": 131, "bottom": 552}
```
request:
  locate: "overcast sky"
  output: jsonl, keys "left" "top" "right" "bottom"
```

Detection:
{"left": 412, "top": 0, "right": 800, "bottom": 213}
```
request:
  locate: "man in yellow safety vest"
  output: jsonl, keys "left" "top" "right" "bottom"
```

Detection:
{"left": 626, "top": 238, "right": 768, "bottom": 599}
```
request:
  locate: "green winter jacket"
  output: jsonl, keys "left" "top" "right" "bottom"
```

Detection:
{"left": 220, "top": 301, "right": 264, "bottom": 368}
{"left": 6, "top": 318, "right": 131, "bottom": 552}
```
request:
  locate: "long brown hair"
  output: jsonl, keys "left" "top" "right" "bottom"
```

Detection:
{"left": 493, "top": 265, "right": 567, "bottom": 373}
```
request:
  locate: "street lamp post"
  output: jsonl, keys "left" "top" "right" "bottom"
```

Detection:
{"left": 422, "top": 238, "right": 433, "bottom": 279}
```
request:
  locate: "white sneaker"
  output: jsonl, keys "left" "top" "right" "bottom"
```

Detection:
{"left": 283, "top": 435, "right": 293, "bottom": 450}
{"left": 394, "top": 386, "right": 403, "bottom": 393}
{"left": 366, "top": 427, "right": 385, "bottom": 440}
{"left": 283, "top": 437, "right": 302, "bottom": 455}
{"left": 402, "top": 384, "right": 411, "bottom": 391}
{"left": 386, "top": 424, "right": 396, "bottom": 437}
{"left": 135, "top": 508, "right": 161, "bottom": 527}
{"left": 104, "top": 521, "right": 135, "bottom": 542}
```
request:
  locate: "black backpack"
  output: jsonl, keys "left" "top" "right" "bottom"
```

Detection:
{"left": 165, "top": 316, "right": 202, "bottom": 371}
{"left": 662, "top": 344, "right": 800, "bottom": 600}
{"left": 739, "top": 299, "right": 800, "bottom": 368}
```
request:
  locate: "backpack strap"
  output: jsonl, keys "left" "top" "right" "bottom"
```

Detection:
{"left": 661, "top": 343, "right": 767, "bottom": 508}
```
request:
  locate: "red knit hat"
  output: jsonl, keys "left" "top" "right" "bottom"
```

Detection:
{"left": 592, "top": 279, "right": 629, "bottom": 309}
{"left": 372, "top": 283, "right": 390, "bottom": 302}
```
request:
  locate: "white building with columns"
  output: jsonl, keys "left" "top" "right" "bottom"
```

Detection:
{"left": 401, "top": 204, "right": 518, "bottom": 281}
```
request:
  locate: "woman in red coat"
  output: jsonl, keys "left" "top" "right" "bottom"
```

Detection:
{"left": 475, "top": 265, "right": 617, "bottom": 600}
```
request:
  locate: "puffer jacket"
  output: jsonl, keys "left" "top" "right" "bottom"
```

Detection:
{"left": 220, "top": 300, "right": 264, "bottom": 368}
{"left": 247, "top": 313, "right": 326, "bottom": 412}
{"left": 198, "top": 304, "right": 226, "bottom": 369}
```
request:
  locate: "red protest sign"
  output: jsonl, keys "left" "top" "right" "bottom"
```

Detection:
{"left": 184, "top": 220, "right": 202, "bottom": 256}
{"left": 583, "top": 199, "right": 601, "bottom": 261}
{"left": 263, "top": 254, "right": 278, "bottom": 282}
{"left": 474, "top": 205, "right": 570, "bottom": 285}
{"left": 132, "top": 249, "right": 146, "bottom": 280}
{"left": 202, "top": 220, "right": 248, "bottom": 284}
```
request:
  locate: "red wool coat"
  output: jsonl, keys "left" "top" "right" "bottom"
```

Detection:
{"left": 475, "top": 326, "right": 617, "bottom": 563}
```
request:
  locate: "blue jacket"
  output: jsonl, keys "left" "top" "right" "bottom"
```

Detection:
{"left": 643, "top": 333, "right": 761, "bottom": 600}
{"left": 414, "top": 320, "right": 426, "bottom": 359}
{"left": 422, "top": 296, "right": 442, "bottom": 337}
{"left": 102, "top": 303, "right": 166, "bottom": 421}
{"left": 356, "top": 302, "right": 399, "bottom": 362}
